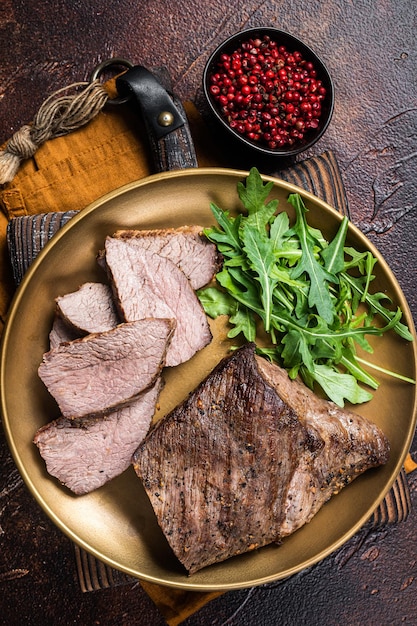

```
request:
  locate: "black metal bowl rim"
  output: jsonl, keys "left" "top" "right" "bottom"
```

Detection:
{"left": 202, "top": 26, "right": 335, "bottom": 157}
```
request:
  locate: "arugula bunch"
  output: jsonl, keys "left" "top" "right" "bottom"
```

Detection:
{"left": 198, "top": 167, "right": 414, "bottom": 407}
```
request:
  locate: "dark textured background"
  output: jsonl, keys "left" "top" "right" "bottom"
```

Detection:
{"left": 1, "top": 1, "right": 416, "bottom": 624}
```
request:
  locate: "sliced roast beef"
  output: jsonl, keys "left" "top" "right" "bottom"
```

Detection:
{"left": 38, "top": 318, "right": 175, "bottom": 419}
{"left": 56, "top": 282, "right": 120, "bottom": 334}
{"left": 103, "top": 225, "right": 222, "bottom": 290}
{"left": 49, "top": 314, "right": 82, "bottom": 349}
{"left": 34, "top": 379, "right": 162, "bottom": 495}
{"left": 104, "top": 238, "right": 212, "bottom": 367}
{"left": 133, "top": 343, "right": 389, "bottom": 574}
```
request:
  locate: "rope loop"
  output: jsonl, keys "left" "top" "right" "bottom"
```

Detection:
{"left": 0, "top": 80, "right": 109, "bottom": 185}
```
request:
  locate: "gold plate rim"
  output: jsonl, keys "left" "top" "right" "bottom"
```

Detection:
{"left": 1, "top": 167, "right": 416, "bottom": 591}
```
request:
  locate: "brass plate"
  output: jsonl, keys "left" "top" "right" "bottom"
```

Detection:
{"left": 1, "top": 168, "right": 416, "bottom": 591}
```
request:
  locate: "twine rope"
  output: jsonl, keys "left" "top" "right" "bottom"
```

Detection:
{"left": 0, "top": 80, "right": 109, "bottom": 184}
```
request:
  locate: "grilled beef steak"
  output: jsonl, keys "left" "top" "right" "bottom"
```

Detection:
{"left": 102, "top": 225, "right": 222, "bottom": 290}
{"left": 34, "top": 379, "right": 162, "bottom": 495}
{"left": 38, "top": 318, "right": 175, "bottom": 419}
{"left": 133, "top": 343, "right": 390, "bottom": 574}
{"left": 254, "top": 355, "right": 390, "bottom": 536}
{"left": 56, "top": 282, "right": 120, "bottom": 335}
{"left": 104, "top": 238, "right": 212, "bottom": 367}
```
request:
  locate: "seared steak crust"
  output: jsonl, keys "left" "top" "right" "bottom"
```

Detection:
{"left": 133, "top": 344, "right": 390, "bottom": 574}
{"left": 38, "top": 318, "right": 174, "bottom": 419}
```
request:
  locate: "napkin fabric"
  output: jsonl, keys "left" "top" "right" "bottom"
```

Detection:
{"left": 0, "top": 77, "right": 217, "bottom": 336}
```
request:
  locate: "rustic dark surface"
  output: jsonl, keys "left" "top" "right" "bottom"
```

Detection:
{"left": 1, "top": 1, "right": 417, "bottom": 625}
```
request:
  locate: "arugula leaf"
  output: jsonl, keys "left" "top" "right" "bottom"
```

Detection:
{"left": 287, "top": 194, "right": 337, "bottom": 323}
{"left": 228, "top": 306, "right": 257, "bottom": 342}
{"left": 320, "top": 216, "right": 349, "bottom": 274}
{"left": 281, "top": 329, "right": 315, "bottom": 373}
{"left": 306, "top": 364, "right": 374, "bottom": 406}
{"left": 216, "top": 267, "right": 264, "bottom": 319}
{"left": 237, "top": 167, "right": 277, "bottom": 216}
{"left": 341, "top": 273, "right": 413, "bottom": 340}
{"left": 197, "top": 167, "right": 414, "bottom": 407}
{"left": 270, "top": 210, "right": 290, "bottom": 250}
{"left": 197, "top": 286, "right": 236, "bottom": 318}
{"left": 241, "top": 222, "right": 277, "bottom": 331}
{"left": 337, "top": 345, "right": 379, "bottom": 389}
{"left": 204, "top": 204, "right": 242, "bottom": 258}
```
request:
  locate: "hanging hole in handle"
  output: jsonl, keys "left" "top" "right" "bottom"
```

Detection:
{"left": 90, "top": 58, "right": 134, "bottom": 105}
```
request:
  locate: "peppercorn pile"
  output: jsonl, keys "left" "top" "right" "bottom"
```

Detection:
{"left": 207, "top": 35, "right": 327, "bottom": 150}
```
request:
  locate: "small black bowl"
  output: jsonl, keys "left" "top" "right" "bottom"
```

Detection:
{"left": 203, "top": 27, "right": 334, "bottom": 160}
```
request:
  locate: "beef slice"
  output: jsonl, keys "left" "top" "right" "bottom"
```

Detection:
{"left": 104, "top": 238, "right": 212, "bottom": 367}
{"left": 34, "top": 379, "right": 162, "bottom": 495}
{"left": 38, "top": 318, "right": 174, "bottom": 419}
{"left": 106, "top": 225, "right": 222, "bottom": 290}
{"left": 56, "top": 282, "right": 119, "bottom": 335}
